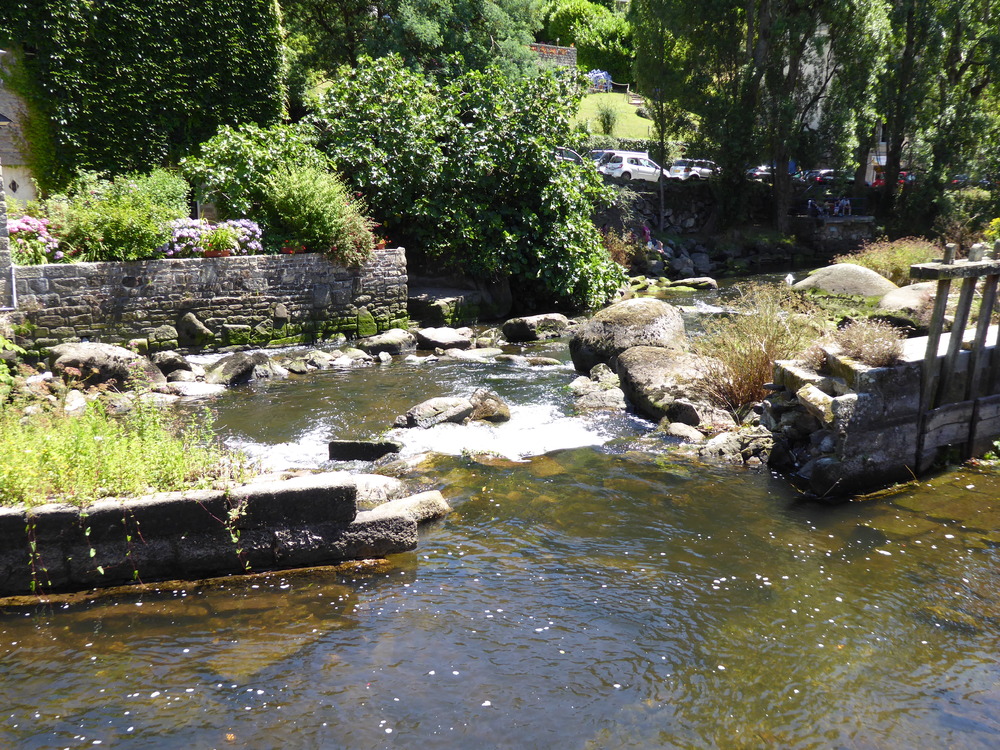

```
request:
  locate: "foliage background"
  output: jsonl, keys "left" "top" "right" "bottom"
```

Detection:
{"left": 0, "top": 0, "right": 285, "bottom": 193}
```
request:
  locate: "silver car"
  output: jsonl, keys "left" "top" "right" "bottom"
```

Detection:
{"left": 668, "top": 158, "right": 716, "bottom": 180}
{"left": 598, "top": 153, "right": 664, "bottom": 182}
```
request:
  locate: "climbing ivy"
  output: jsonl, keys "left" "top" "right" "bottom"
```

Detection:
{"left": 0, "top": 0, "right": 284, "bottom": 193}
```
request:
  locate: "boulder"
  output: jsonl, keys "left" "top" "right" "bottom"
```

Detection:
{"left": 150, "top": 350, "right": 191, "bottom": 377}
{"left": 177, "top": 312, "right": 215, "bottom": 347}
{"left": 397, "top": 397, "right": 474, "bottom": 428}
{"left": 501, "top": 313, "right": 572, "bottom": 342}
{"left": 415, "top": 327, "right": 472, "bottom": 350}
{"left": 469, "top": 388, "right": 511, "bottom": 423}
{"left": 204, "top": 352, "right": 288, "bottom": 386}
{"left": 570, "top": 363, "right": 626, "bottom": 411}
{"left": 615, "top": 345, "right": 713, "bottom": 422}
{"left": 662, "top": 421, "right": 705, "bottom": 443}
{"left": 49, "top": 342, "right": 167, "bottom": 389}
{"left": 162, "top": 381, "right": 227, "bottom": 398}
{"left": 878, "top": 281, "right": 937, "bottom": 314}
{"left": 569, "top": 298, "right": 687, "bottom": 373}
{"left": 357, "top": 328, "right": 416, "bottom": 355}
{"left": 792, "top": 263, "right": 898, "bottom": 297}
{"left": 350, "top": 475, "right": 412, "bottom": 510}
{"left": 441, "top": 347, "right": 504, "bottom": 361}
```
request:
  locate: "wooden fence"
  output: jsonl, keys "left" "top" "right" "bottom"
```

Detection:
{"left": 911, "top": 240, "right": 1000, "bottom": 468}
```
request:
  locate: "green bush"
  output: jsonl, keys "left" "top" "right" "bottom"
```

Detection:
{"left": 262, "top": 167, "right": 374, "bottom": 266}
{"left": 313, "top": 55, "right": 625, "bottom": 309}
{"left": 0, "top": 399, "right": 251, "bottom": 508}
{"left": 181, "top": 123, "right": 328, "bottom": 219}
{"left": 833, "top": 237, "right": 939, "bottom": 286}
{"left": 44, "top": 170, "right": 190, "bottom": 262}
{"left": 595, "top": 101, "right": 619, "bottom": 136}
{"left": 0, "top": 0, "right": 283, "bottom": 191}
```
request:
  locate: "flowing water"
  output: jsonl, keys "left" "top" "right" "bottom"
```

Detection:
{"left": 3, "top": 322, "right": 1000, "bottom": 748}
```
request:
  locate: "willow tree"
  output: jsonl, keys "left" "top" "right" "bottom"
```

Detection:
{"left": 632, "top": 0, "right": 889, "bottom": 231}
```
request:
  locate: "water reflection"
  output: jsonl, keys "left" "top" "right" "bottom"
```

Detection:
{"left": 3, "top": 346, "right": 1000, "bottom": 748}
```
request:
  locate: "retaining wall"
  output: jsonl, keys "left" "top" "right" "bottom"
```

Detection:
{"left": 6, "top": 249, "right": 408, "bottom": 354}
{"left": 0, "top": 474, "right": 425, "bottom": 596}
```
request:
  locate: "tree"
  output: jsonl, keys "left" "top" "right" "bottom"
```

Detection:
{"left": 282, "top": 0, "right": 544, "bottom": 77}
{"left": 311, "top": 56, "right": 625, "bottom": 309}
{"left": 631, "top": 0, "right": 889, "bottom": 231}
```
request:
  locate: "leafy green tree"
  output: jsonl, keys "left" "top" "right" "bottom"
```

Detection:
{"left": 631, "top": 0, "right": 889, "bottom": 231}
{"left": 0, "top": 0, "right": 284, "bottom": 192}
{"left": 282, "top": 0, "right": 544, "bottom": 77}
{"left": 876, "top": 0, "right": 1000, "bottom": 233}
{"left": 542, "top": 0, "right": 633, "bottom": 81}
{"left": 312, "top": 55, "right": 625, "bottom": 309}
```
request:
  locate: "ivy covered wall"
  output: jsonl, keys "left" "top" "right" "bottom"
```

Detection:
{"left": 0, "top": 0, "right": 285, "bottom": 192}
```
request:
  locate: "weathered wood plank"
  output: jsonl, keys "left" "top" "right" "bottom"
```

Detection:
{"left": 967, "top": 274, "right": 999, "bottom": 399}
{"left": 922, "top": 401, "right": 974, "bottom": 451}
{"left": 910, "top": 259, "right": 1000, "bottom": 280}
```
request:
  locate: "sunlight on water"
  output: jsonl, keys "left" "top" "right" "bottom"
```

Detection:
{"left": 4, "top": 334, "right": 1000, "bottom": 749}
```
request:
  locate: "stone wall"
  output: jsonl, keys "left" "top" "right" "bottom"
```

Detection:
{"left": 9, "top": 249, "right": 408, "bottom": 354}
{"left": 0, "top": 156, "right": 11, "bottom": 308}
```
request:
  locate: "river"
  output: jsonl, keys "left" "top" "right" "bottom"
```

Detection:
{"left": 2, "top": 302, "right": 999, "bottom": 748}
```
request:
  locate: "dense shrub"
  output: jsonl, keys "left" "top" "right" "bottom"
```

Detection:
{"left": 833, "top": 237, "right": 939, "bottom": 286}
{"left": 261, "top": 167, "right": 374, "bottom": 266}
{"left": 0, "top": 399, "right": 251, "bottom": 508}
{"left": 0, "top": 0, "right": 283, "bottom": 191}
{"left": 693, "top": 284, "right": 821, "bottom": 417}
{"left": 313, "top": 55, "right": 625, "bottom": 309}
{"left": 180, "top": 123, "right": 328, "bottom": 219}
{"left": 42, "top": 170, "right": 190, "bottom": 262}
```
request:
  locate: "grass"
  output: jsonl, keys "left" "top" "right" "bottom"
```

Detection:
{"left": 575, "top": 93, "right": 653, "bottom": 140}
{"left": 692, "top": 283, "right": 823, "bottom": 418}
{"left": 833, "top": 237, "right": 939, "bottom": 286}
{"left": 0, "top": 399, "right": 253, "bottom": 508}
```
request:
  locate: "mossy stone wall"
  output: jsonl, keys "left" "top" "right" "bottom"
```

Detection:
{"left": 9, "top": 249, "right": 408, "bottom": 354}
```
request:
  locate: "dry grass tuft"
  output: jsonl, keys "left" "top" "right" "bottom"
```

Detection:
{"left": 693, "top": 283, "right": 823, "bottom": 418}
{"left": 834, "top": 319, "right": 905, "bottom": 367}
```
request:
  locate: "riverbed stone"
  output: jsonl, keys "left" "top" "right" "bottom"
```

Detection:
{"left": 49, "top": 342, "right": 167, "bottom": 389}
{"left": 177, "top": 312, "right": 215, "bottom": 347}
{"left": 793, "top": 263, "right": 898, "bottom": 297}
{"left": 501, "top": 313, "right": 572, "bottom": 342}
{"left": 469, "top": 388, "right": 511, "bottom": 423}
{"left": 569, "top": 298, "right": 688, "bottom": 373}
{"left": 204, "top": 351, "right": 288, "bottom": 385}
{"left": 151, "top": 350, "right": 192, "bottom": 376}
{"left": 615, "top": 345, "right": 713, "bottom": 421}
{"left": 415, "top": 327, "right": 472, "bottom": 350}
{"left": 162, "top": 381, "right": 227, "bottom": 398}
{"left": 399, "top": 396, "right": 475, "bottom": 428}
{"left": 357, "top": 328, "right": 416, "bottom": 355}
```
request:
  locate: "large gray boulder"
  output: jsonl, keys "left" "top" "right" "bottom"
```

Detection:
{"left": 396, "top": 396, "right": 474, "bottom": 428}
{"left": 878, "top": 281, "right": 937, "bottom": 314}
{"left": 793, "top": 263, "right": 898, "bottom": 297}
{"left": 469, "top": 388, "right": 511, "bottom": 423}
{"left": 204, "top": 352, "right": 288, "bottom": 386}
{"left": 615, "top": 345, "right": 719, "bottom": 423}
{"left": 415, "top": 327, "right": 472, "bottom": 350}
{"left": 49, "top": 342, "right": 166, "bottom": 389}
{"left": 357, "top": 328, "right": 416, "bottom": 355}
{"left": 501, "top": 313, "right": 572, "bottom": 342}
{"left": 569, "top": 298, "right": 687, "bottom": 373}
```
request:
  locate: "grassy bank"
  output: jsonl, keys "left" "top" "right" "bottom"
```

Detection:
{"left": 0, "top": 399, "right": 252, "bottom": 508}
{"left": 575, "top": 93, "right": 653, "bottom": 140}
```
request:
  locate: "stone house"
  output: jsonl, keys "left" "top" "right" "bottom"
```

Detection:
{"left": 0, "top": 49, "right": 37, "bottom": 208}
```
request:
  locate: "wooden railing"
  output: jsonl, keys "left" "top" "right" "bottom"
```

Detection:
{"left": 910, "top": 240, "right": 1000, "bottom": 464}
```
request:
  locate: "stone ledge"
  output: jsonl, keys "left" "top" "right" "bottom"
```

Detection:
{"left": 0, "top": 473, "right": 451, "bottom": 596}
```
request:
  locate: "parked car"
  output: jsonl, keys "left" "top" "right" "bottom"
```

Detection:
{"left": 948, "top": 174, "right": 969, "bottom": 189}
{"left": 555, "top": 147, "right": 584, "bottom": 165}
{"left": 589, "top": 149, "right": 612, "bottom": 163}
{"left": 747, "top": 165, "right": 772, "bottom": 182}
{"left": 872, "top": 170, "right": 916, "bottom": 188}
{"left": 598, "top": 153, "right": 664, "bottom": 182}
{"left": 668, "top": 159, "right": 716, "bottom": 180}
{"left": 798, "top": 168, "right": 854, "bottom": 185}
